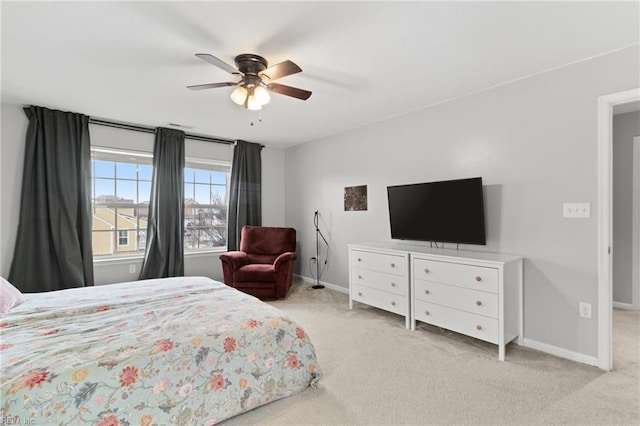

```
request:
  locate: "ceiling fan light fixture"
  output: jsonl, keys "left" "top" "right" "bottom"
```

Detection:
{"left": 246, "top": 95, "right": 262, "bottom": 110}
{"left": 230, "top": 85, "right": 248, "bottom": 105}
{"left": 254, "top": 85, "right": 271, "bottom": 106}
{"left": 190, "top": 53, "right": 311, "bottom": 110}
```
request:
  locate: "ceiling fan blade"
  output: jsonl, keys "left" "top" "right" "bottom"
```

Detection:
{"left": 187, "top": 82, "right": 237, "bottom": 90}
{"left": 195, "top": 53, "right": 240, "bottom": 75}
{"left": 260, "top": 60, "right": 302, "bottom": 81}
{"left": 267, "top": 83, "right": 312, "bottom": 100}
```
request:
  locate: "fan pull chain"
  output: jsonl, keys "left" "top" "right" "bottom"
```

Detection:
{"left": 250, "top": 109, "right": 263, "bottom": 127}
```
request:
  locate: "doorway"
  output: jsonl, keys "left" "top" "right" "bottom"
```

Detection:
{"left": 597, "top": 88, "right": 640, "bottom": 371}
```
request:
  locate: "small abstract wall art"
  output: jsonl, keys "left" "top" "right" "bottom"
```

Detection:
{"left": 344, "top": 185, "right": 368, "bottom": 211}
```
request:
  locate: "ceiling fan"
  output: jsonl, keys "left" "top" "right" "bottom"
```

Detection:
{"left": 187, "top": 53, "right": 312, "bottom": 110}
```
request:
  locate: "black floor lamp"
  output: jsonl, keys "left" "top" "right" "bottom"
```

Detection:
{"left": 312, "top": 210, "right": 329, "bottom": 289}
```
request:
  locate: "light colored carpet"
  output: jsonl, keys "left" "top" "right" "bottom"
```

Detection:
{"left": 225, "top": 280, "right": 640, "bottom": 425}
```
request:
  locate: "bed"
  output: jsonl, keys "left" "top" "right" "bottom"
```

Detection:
{"left": 0, "top": 276, "right": 321, "bottom": 425}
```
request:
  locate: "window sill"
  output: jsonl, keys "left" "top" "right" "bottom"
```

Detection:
{"left": 93, "top": 248, "right": 227, "bottom": 265}
{"left": 94, "top": 255, "right": 144, "bottom": 265}
{"left": 184, "top": 248, "right": 228, "bottom": 258}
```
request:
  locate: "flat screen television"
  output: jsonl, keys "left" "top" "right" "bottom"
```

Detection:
{"left": 387, "top": 177, "right": 486, "bottom": 245}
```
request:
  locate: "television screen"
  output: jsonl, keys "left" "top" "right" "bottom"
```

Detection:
{"left": 387, "top": 177, "right": 486, "bottom": 245}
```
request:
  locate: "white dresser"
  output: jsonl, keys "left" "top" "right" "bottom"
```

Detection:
{"left": 348, "top": 243, "right": 411, "bottom": 329}
{"left": 348, "top": 242, "right": 523, "bottom": 360}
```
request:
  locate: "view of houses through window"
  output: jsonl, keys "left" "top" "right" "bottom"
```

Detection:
{"left": 183, "top": 161, "right": 229, "bottom": 250}
{"left": 91, "top": 147, "right": 230, "bottom": 257}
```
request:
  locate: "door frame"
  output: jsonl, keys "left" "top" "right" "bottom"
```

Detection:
{"left": 633, "top": 137, "right": 640, "bottom": 310}
{"left": 597, "top": 88, "right": 640, "bottom": 371}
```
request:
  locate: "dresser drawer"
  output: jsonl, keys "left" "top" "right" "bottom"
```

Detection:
{"left": 352, "top": 267, "right": 406, "bottom": 296}
{"left": 414, "top": 280, "right": 498, "bottom": 318}
{"left": 350, "top": 249, "right": 406, "bottom": 276}
{"left": 413, "top": 258, "right": 498, "bottom": 293}
{"left": 414, "top": 300, "right": 499, "bottom": 344}
{"left": 351, "top": 283, "right": 407, "bottom": 316}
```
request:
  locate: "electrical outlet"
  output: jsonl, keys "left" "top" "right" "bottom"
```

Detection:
{"left": 579, "top": 302, "right": 592, "bottom": 319}
{"left": 563, "top": 202, "right": 591, "bottom": 218}
{"left": 129, "top": 264, "right": 136, "bottom": 274}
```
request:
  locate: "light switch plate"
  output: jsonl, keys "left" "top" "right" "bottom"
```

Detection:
{"left": 563, "top": 202, "right": 590, "bottom": 218}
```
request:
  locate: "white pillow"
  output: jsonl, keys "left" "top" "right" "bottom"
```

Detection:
{"left": 1, "top": 277, "right": 25, "bottom": 316}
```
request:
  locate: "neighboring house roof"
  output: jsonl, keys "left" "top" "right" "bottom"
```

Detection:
{"left": 94, "top": 195, "right": 134, "bottom": 203}
{"left": 92, "top": 214, "right": 113, "bottom": 231}
{"left": 93, "top": 208, "right": 147, "bottom": 228}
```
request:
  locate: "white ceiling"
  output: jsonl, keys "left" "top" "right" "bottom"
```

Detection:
{"left": 2, "top": 1, "right": 638, "bottom": 148}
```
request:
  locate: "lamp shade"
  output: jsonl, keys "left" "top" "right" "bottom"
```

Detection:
{"left": 230, "top": 85, "right": 248, "bottom": 105}
{"left": 254, "top": 85, "right": 271, "bottom": 105}
{"left": 246, "top": 93, "right": 262, "bottom": 110}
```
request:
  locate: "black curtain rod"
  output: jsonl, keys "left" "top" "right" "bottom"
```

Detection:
{"left": 88, "top": 117, "right": 236, "bottom": 146}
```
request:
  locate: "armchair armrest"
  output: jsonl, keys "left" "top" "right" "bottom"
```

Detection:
{"left": 273, "top": 252, "right": 297, "bottom": 270}
{"left": 219, "top": 251, "right": 249, "bottom": 271}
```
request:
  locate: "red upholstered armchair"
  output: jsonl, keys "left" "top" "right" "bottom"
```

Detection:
{"left": 220, "top": 226, "right": 297, "bottom": 300}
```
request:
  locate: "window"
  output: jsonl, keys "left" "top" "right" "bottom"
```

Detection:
{"left": 91, "top": 147, "right": 152, "bottom": 257}
{"left": 117, "top": 230, "right": 129, "bottom": 246}
{"left": 90, "top": 147, "right": 231, "bottom": 258}
{"left": 184, "top": 158, "right": 230, "bottom": 250}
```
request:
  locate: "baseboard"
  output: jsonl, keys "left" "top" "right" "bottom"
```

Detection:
{"left": 612, "top": 301, "right": 639, "bottom": 310}
{"left": 523, "top": 338, "right": 599, "bottom": 367}
{"left": 293, "top": 274, "right": 348, "bottom": 294}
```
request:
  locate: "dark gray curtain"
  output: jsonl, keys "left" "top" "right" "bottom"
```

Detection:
{"left": 227, "top": 140, "right": 263, "bottom": 251}
{"left": 9, "top": 106, "right": 93, "bottom": 292}
{"left": 139, "top": 127, "right": 185, "bottom": 279}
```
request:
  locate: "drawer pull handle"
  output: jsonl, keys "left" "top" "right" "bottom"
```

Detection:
{"left": 357, "top": 258, "right": 362, "bottom": 262}
{"left": 358, "top": 292, "right": 362, "bottom": 296}
{"left": 424, "top": 268, "right": 430, "bottom": 273}
{"left": 476, "top": 325, "right": 482, "bottom": 331}
{"left": 424, "top": 310, "right": 430, "bottom": 316}
{"left": 391, "top": 301, "right": 396, "bottom": 306}
{"left": 476, "top": 300, "right": 482, "bottom": 306}
{"left": 358, "top": 275, "right": 362, "bottom": 279}
{"left": 475, "top": 276, "right": 482, "bottom": 282}
{"left": 390, "top": 263, "right": 396, "bottom": 268}
{"left": 391, "top": 282, "right": 396, "bottom": 287}
{"left": 424, "top": 289, "right": 430, "bottom": 295}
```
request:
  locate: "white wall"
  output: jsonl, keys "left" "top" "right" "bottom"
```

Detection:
{"left": 0, "top": 103, "right": 286, "bottom": 285}
{"left": 285, "top": 46, "right": 640, "bottom": 360}
{"left": 261, "top": 146, "right": 286, "bottom": 227}
{"left": 0, "top": 103, "right": 28, "bottom": 278}
{"left": 612, "top": 111, "right": 640, "bottom": 306}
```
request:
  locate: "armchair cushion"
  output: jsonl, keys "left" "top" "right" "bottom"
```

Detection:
{"left": 234, "top": 264, "right": 276, "bottom": 282}
{"left": 220, "top": 226, "right": 297, "bottom": 300}
{"left": 247, "top": 254, "right": 278, "bottom": 265}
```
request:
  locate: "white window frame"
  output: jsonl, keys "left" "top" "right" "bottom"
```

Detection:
{"left": 90, "top": 147, "right": 231, "bottom": 258}
{"left": 183, "top": 156, "right": 231, "bottom": 253}
{"left": 91, "top": 146, "right": 153, "bottom": 258}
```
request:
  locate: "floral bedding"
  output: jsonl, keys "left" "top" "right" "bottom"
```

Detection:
{"left": 0, "top": 276, "right": 321, "bottom": 425}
